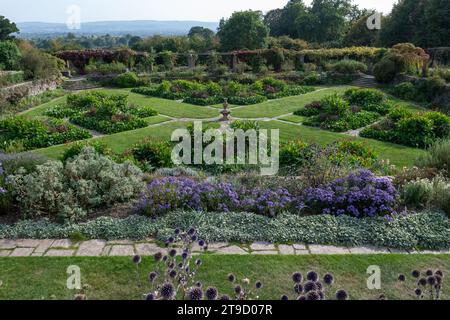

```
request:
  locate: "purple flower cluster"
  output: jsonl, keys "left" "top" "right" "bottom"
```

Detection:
{"left": 302, "top": 170, "right": 398, "bottom": 218}
{"left": 136, "top": 177, "right": 293, "bottom": 217}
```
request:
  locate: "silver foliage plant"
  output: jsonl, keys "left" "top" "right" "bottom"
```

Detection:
{"left": 7, "top": 147, "right": 144, "bottom": 221}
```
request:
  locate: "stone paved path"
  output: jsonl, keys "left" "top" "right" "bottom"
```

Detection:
{"left": 1, "top": 239, "right": 449, "bottom": 257}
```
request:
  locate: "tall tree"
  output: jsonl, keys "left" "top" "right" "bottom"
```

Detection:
{"left": 0, "top": 16, "right": 19, "bottom": 41}
{"left": 343, "top": 12, "right": 380, "bottom": 46}
{"left": 188, "top": 26, "right": 215, "bottom": 39}
{"left": 217, "top": 10, "right": 269, "bottom": 51}
{"left": 419, "top": 0, "right": 450, "bottom": 47}
{"left": 264, "top": 8, "right": 284, "bottom": 36}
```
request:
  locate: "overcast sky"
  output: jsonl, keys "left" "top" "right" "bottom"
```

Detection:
{"left": 2, "top": 0, "right": 398, "bottom": 23}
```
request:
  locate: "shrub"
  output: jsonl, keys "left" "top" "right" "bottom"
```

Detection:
{"left": 61, "top": 140, "right": 111, "bottom": 162}
{"left": 294, "top": 101, "right": 322, "bottom": 117}
{"left": 302, "top": 170, "right": 398, "bottom": 218}
{"left": 183, "top": 95, "right": 223, "bottom": 106}
{"left": 390, "top": 82, "right": 421, "bottom": 101}
{"left": 0, "top": 116, "right": 92, "bottom": 151}
{"left": 85, "top": 61, "right": 127, "bottom": 75}
{"left": 416, "top": 139, "right": 450, "bottom": 176}
{"left": 344, "top": 88, "right": 386, "bottom": 107}
{"left": 403, "top": 177, "right": 450, "bottom": 215}
{"left": 279, "top": 141, "right": 315, "bottom": 170}
{"left": 115, "top": 72, "right": 140, "bottom": 88}
{"left": 228, "top": 95, "right": 266, "bottom": 105}
{"left": 321, "top": 111, "right": 380, "bottom": 132}
{"left": 373, "top": 58, "right": 398, "bottom": 83}
{"left": 396, "top": 115, "right": 435, "bottom": 148}
{"left": 7, "top": 147, "right": 144, "bottom": 221}
{"left": 329, "top": 60, "right": 368, "bottom": 74}
{"left": 0, "top": 152, "right": 48, "bottom": 175}
{"left": 331, "top": 141, "right": 377, "bottom": 168}
{"left": 0, "top": 41, "right": 21, "bottom": 70}
{"left": 130, "top": 140, "right": 173, "bottom": 172}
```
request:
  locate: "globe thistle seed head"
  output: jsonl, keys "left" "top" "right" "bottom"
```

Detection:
{"left": 145, "top": 293, "right": 155, "bottom": 300}
{"left": 426, "top": 269, "right": 433, "bottom": 276}
{"left": 294, "top": 283, "right": 303, "bottom": 294}
{"left": 132, "top": 255, "right": 142, "bottom": 264}
{"left": 307, "top": 271, "right": 318, "bottom": 282}
{"left": 335, "top": 289, "right": 348, "bottom": 301}
{"left": 169, "top": 270, "right": 177, "bottom": 278}
{"left": 169, "top": 249, "right": 177, "bottom": 257}
{"left": 228, "top": 273, "right": 236, "bottom": 283}
{"left": 411, "top": 270, "right": 420, "bottom": 278}
{"left": 398, "top": 274, "right": 406, "bottom": 282}
{"left": 297, "top": 295, "right": 306, "bottom": 301}
{"left": 435, "top": 270, "right": 444, "bottom": 278}
{"left": 205, "top": 287, "right": 218, "bottom": 300}
{"left": 304, "top": 281, "right": 318, "bottom": 293}
{"left": 168, "top": 237, "right": 175, "bottom": 243}
{"left": 234, "top": 285, "right": 242, "bottom": 294}
{"left": 414, "top": 288, "right": 422, "bottom": 296}
{"left": 148, "top": 272, "right": 158, "bottom": 283}
{"left": 168, "top": 262, "right": 175, "bottom": 269}
{"left": 427, "top": 276, "right": 436, "bottom": 286}
{"left": 306, "top": 291, "right": 320, "bottom": 301}
{"left": 198, "top": 240, "right": 205, "bottom": 247}
{"left": 162, "top": 255, "right": 168, "bottom": 262}
{"left": 181, "top": 252, "right": 188, "bottom": 260}
{"left": 154, "top": 252, "right": 163, "bottom": 262}
{"left": 188, "top": 287, "right": 203, "bottom": 301}
{"left": 160, "top": 282, "right": 175, "bottom": 300}
{"left": 256, "top": 281, "right": 263, "bottom": 289}
{"left": 281, "top": 295, "right": 289, "bottom": 300}
{"left": 220, "top": 295, "right": 230, "bottom": 300}
{"left": 174, "top": 228, "right": 181, "bottom": 235}
{"left": 315, "top": 282, "right": 323, "bottom": 291}
{"left": 195, "top": 281, "right": 202, "bottom": 288}
{"left": 203, "top": 245, "right": 208, "bottom": 251}
{"left": 188, "top": 228, "right": 196, "bottom": 236}
{"left": 318, "top": 291, "right": 325, "bottom": 300}
{"left": 292, "top": 272, "right": 302, "bottom": 283}
{"left": 191, "top": 235, "right": 198, "bottom": 242}
{"left": 195, "top": 259, "right": 202, "bottom": 266}
{"left": 435, "top": 275, "right": 442, "bottom": 285}
{"left": 323, "top": 273, "right": 334, "bottom": 285}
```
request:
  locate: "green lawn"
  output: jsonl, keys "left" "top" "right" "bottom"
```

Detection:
{"left": 260, "top": 120, "right": 426, "bottom": 167}
{"left": 232, "top": 86, "right": 351, "bottom": 118}
{"left": 0, "top": 255, "right": 448, "bottom": 300}
{"left": 277, "top": 115, "right": 306, "bottom": 124}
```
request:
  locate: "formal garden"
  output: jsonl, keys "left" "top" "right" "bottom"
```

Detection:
{"left": 1, "top": 0, "right": 450, "bottom": 301}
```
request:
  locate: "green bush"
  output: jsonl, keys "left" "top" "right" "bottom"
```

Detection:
{"left": 329, "top": 60, "right": 368, "bottom": 74}
{"left": 0, "top": 41, "right": 21, "bottom": 70}
{"left": 183, "top": 95, "right": 223, "bottom": 106}
{"left": 321, "top": 94, "right": 350, "bottom": 117}
{"left": 373, "top": 58, "right": 398, "bottom": 83}
{"left": 130, "top": 140, "right": 173, "bottom": 172}
{"left": 344, "top": 88, "right": 386, "bottom": 107}
{"left": 85, "top": 61, "right": 127, "bottom": 75}
{"left": 0, "top": 116, "right": 92, "bottom": 151}
{"left": 396, "top": 115, "right": 435, "bottom": 148}
{"left": 321, "top": 111, "right": 380, "bottom": 132}
{"left": 0, "top": 71, "right": 23, "bottom": 87}
{"left": 331, "top": 141, "right": 377, "bottom": 168}
{"left": 115, "top": 72, "right": 140, "bottom": 88}
{"left": 61, "top": 140, "right": 111, "bottom": 162}
{"left": 228, "top": 95, "right": 267, "bottom": 105}
{"left": 279, "top": 141, "right": 315, "bottom": 170}
{"left": 294, "top": 101, "right": 322, "bottom": 117}
{"left": 6, "top": 147, "right": 144, "bottom": 222}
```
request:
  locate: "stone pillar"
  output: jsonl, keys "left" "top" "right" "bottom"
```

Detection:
{"left": 231, "top": 54, "right": 238, "bottom": 72}
{"left": 188, "top": 54, "right": 195, "bottom": 69}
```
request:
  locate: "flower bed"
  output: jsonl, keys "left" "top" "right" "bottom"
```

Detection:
{"left": 360, "top": 108, "right": 450, "bottom": 148}
{"left": 132, "top": 78, "right": 315, "bottom": 106}
{"left": 0, "top": 116, "right": 92, "bottom": 151}
{"left": 297, "top": 89, "right": 392, "bottom": 132}
{"left": 45, "top": 91, "right": 158, "bottom": 134}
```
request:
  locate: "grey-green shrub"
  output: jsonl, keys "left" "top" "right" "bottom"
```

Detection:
{"left": 403, "top": 177, "right": 450, "bottom": 215}
{"left": 417, "top": 139, "right": 450, "bottom": 177}
{"left": 7, "top": 147, "right": 144, "bottom": 221}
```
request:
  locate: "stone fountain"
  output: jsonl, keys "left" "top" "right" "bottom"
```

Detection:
{"left": 220, "top": 98, "right": 231, "bottom": 121}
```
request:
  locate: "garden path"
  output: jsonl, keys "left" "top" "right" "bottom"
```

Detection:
{"left": 1, "top": 239, "right": 448, "bottom": 257}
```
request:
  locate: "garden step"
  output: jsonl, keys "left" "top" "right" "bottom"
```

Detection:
{"left": 0, "top": 239, "right": 448, "bottom": 257}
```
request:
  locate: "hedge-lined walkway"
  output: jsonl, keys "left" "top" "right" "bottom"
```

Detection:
{"left": 1, "top": 239, "right": 449, "bottom": 257}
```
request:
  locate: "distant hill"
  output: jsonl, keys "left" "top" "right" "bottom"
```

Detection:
{"left": 16, "top": 20, "right": 219, "bottom": 38}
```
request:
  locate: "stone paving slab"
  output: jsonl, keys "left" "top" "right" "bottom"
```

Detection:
{"left": 1, "top": 239, "right": 450, "bottom": 257}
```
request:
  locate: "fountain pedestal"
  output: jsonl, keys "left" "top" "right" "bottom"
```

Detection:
{"left": 220, "top": 98, "right": 231, "bottom": 121}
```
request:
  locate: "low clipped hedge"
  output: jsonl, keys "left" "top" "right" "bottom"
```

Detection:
{"left": 228, "top": 95, "right": 267, "bottom": 105}
{"left": 1, "top": 211, "right": 449, "bottom": 250}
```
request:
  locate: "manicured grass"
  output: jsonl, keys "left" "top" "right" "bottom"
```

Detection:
{"left": 260, "top": 120, "right": 426, "bottom": 167}
{"left": 232, "top": 86, "right": 351, "bottom": 118}
{"left": 0, "top": 255, "right": 448, "bottom": 300}
{"left": 277, "top": 115, "right": 306, "bottom": 124}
